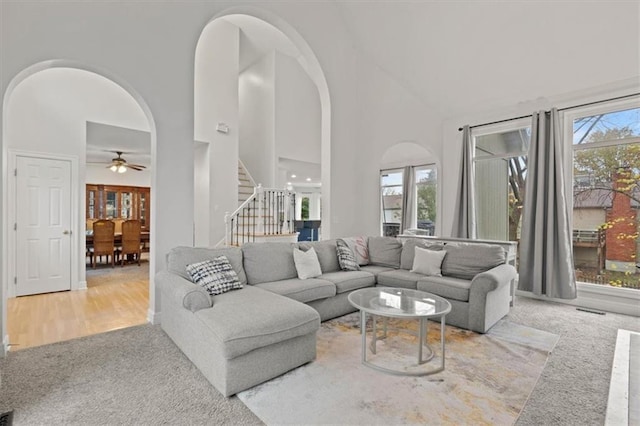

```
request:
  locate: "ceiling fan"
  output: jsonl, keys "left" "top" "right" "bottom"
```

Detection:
{"left": 108, "top": 151, "right": 146, "bottom": 173}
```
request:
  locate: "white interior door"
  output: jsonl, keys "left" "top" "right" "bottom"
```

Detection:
{"left": 15, "top": 156, "right": 72, "bottom": 296}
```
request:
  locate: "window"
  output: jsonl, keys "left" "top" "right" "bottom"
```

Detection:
{"left": 301, "top": 197, "right": 310, "bottom": 220}
{"left": 380, "top": 169, "right": 403, "bottom": 237}
{"left": 380, "top": 165, "right": 438, "bottom": 237}
{"left": 473, "top": 120, "right": 531, "bottom": 242}
{"left": 568, "top": 101, "right": 640, "bottom": 290}
{"left": 415, "top": 165, "right": 437, "bottom": 235}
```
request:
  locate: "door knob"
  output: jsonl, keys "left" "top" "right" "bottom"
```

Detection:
{"left": 63, "top": 230, "right": 72, "bottom": 235}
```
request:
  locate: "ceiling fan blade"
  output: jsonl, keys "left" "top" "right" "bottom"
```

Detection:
{"left": 127, "top": 164, "right": 146, "bottom": 171}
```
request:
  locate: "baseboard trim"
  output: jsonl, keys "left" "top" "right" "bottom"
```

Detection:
{"left": 3, "top": 334, "right": 9, "bottom": 356}
{"left": 147, "top": 309, "right": 161, "bottom": 325}
{"left": 78, "top": 280, "right": 87, "bottom": 290}
{"left": 516, "top": 282, "right": 640, "bottom": 317}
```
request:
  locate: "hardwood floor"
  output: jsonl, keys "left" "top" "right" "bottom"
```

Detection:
{"left": 7, "top": 261, "right": 149, "bottom": 351}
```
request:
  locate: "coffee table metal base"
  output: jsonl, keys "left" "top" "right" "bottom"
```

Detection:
{"left": 359, "top": 311, "right": 446, "bottom": 376}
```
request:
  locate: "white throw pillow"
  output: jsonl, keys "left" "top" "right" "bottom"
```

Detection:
{"left": 293, "top": 247, "right": 323, "bottom": 279}
{"left": 411, "top": 246, "right": 447, "bottom": 276}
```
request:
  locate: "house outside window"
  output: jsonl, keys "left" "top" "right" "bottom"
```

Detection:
{"left": 380, "top": 164, "right": 438, "bottom": 237}
{"left": 415, "top": 165, "right": 437, "bottom": 235}
{"left": 566, "top": 100, "right": 640, "bottom": 290}
{"left": 380, "top": 169, "right": 403, "bottom": 236}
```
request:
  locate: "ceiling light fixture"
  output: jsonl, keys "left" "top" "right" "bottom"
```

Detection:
{"left": 291, "top": 174, "right": 297, "bottom": 178}
{"left": 306, "top": 177, "right": 311, "bottom": 182}
{"left": 112, "top": 164, "right": 127, "bottom": 173}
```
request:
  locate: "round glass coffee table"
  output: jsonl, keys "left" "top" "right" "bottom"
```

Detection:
{"left": 347, "top": 287, "right": 452, "bottom": 376}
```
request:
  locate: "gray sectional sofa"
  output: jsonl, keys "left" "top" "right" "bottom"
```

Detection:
{"left": 157, "top": 236, "right": 517, "bottom": 396}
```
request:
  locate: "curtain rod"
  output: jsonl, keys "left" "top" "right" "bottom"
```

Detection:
{"left": 457, "top": 92, "right": 640, "bottom": 131}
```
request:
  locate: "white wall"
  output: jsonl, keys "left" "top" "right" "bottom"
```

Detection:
{"left": 193, "top": 141, "right": 210, "bottom": 246}
{"left": 354, "top": 54, "right": 443, "bottom": 238}
{"left": 195, "top": 19, "right": 240, "bottom": 246}
{"left": 275, "top": 51, "right": 321, "bottom": 169}
{"left": 86, "top": 164, "right": 151, "bottom": 187}
{"left": 239, "top": 52, "right": 275, "bottom": 187}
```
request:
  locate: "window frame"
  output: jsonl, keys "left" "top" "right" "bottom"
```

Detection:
{"left": 564, "top": 96, "right": 640, "bottom": 288}
{"left": 380, "top": 168, "right": 404, "bottom": 236}
{"left": 472, "top": 118, "right": 532, "bottom": 242}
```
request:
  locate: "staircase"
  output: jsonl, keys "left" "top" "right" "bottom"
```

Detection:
{"left": 225, "top": 163, "right": 298, "bottom": 247}
{"left": 238, "top": 161, "right": 255, "bottom": 205}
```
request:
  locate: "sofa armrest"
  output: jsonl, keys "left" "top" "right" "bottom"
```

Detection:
{"left": 470, "top": 264, "right": 517, "bottom": 296}
{"left": 467, "top": 264, "right": 517, "bottom": 333}
{"left": 156, "top": 270, "right": 212, "bottom": 312}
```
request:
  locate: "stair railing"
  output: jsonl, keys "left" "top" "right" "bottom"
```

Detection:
{"left": 225, "top": 184, "right": 296, "bottom": 246}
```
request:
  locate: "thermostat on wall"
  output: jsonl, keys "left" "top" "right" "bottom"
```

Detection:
{"left": 216, "top": 123, "right": 229, "bottom": 134}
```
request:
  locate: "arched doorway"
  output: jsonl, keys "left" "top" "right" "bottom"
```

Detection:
{"left": 193, "top": 8, "right": 331, "bottom": 245}
{"left": 2, "top": 61, "right": 156, "bottom": 350}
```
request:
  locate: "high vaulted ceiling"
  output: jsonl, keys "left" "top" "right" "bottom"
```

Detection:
{"left": 335, "top": 1, "right": 640, "bottom": 118}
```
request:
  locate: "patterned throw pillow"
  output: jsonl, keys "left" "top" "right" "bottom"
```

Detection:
{"left": 186, "top": 255, "right": 243, "bottom": 296}
{"left": 336, "top": 239, "right": 360, "bottom": 271}
{"left": 342, "top": 236, "right": 370, "bottom": 266}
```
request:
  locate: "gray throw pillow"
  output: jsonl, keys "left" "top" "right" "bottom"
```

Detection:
{"left": 336, "top": 239, "right": 360, "bottom": 271}
{"left": 368, "top": 236, "right": 402, "bottom": 268}
{"left": 186, "top": 255, "right": 243, "bottom": 295}
{"left": 441, "top": 243, "right": 506, "bottom": 279}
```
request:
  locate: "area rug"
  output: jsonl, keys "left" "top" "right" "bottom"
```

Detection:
{"left": 238, "top": 313, "right": 559, "bottom": 425}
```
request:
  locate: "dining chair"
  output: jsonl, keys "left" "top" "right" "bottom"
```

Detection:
{"left": 91, "top": 219, "right": 116, "bottom": 268}
{"left": 120, "top": 219, "right": 142, "bottom": 266}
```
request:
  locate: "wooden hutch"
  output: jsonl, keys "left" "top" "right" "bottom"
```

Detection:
{"left": 86, "top": 184, "right": 150, "bottom": 231}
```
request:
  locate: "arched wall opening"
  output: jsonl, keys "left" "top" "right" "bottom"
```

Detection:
{"left": 380, "top": 141, "right": 441, "bottom": 237}
{"left": 193, "top": 7, "right": 331, "bottom": 246}
{"left": 1, "top": 60, "right": 157, "bottom": 350}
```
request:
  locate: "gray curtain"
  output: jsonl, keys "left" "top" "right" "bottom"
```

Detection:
{"left": 518, "top": 108, "right": 577, "bottom": 299}
{"left": 401, "top": 165, "right": 415, "bottom": 233}
{"left": 451, "top": 125, "right": 477, "bottom": 238}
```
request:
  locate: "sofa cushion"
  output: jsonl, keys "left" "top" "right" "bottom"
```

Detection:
{"left": 298, "top": 240, "right": 340, "bottom": 273}
{"left": 186, "top": 256, "right": 243, "bottom": 295}
{"left": 411, "top": 246, "right": 447, "bottom": 277}
{"left": 441, "top": 243, "right": 506, "bottom": 280}
{"left": 293, "top": 247, "right": 322, "bottom": 279}
{"left": 359, "top": 264, "right": 396, "bottom": 277}
{"left": 336, "top": 239, "right": 360, "bottom": 271}
{"left": 194, "top": 285, "right": 320, "bottom": 360}
{"left": 319, "top": 271, "right": 375, "bottom": 294}
{"left": 400, "top": 239, "right": 445, "bottom": 270}
{"left": 417, "top": 276, "right": 472, "bottom": 302}
{"left": 242, "top": 242, "right": 298, "bottom": 284}
{"left": 254, "top": 278, "right": 336, "bottom": 303}
{"left": 368, "top": 236, "right": 402, "bottom": 268}
{"left": 342, "top": 236, "right": 370, "bottom": 265}
{"left": 376, "top": 269, "right": 426, "bottom": 289}
{"left": 168, "top": 246, "right": 247, "bottom": 285}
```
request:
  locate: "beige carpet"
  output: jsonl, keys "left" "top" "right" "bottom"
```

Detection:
{"left": 238, "top": 313, "right": 558, "bottom": 425}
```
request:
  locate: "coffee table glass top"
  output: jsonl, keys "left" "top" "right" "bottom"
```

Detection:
{"left": 348, "top": 287, "right": 451, "bottom": 318}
